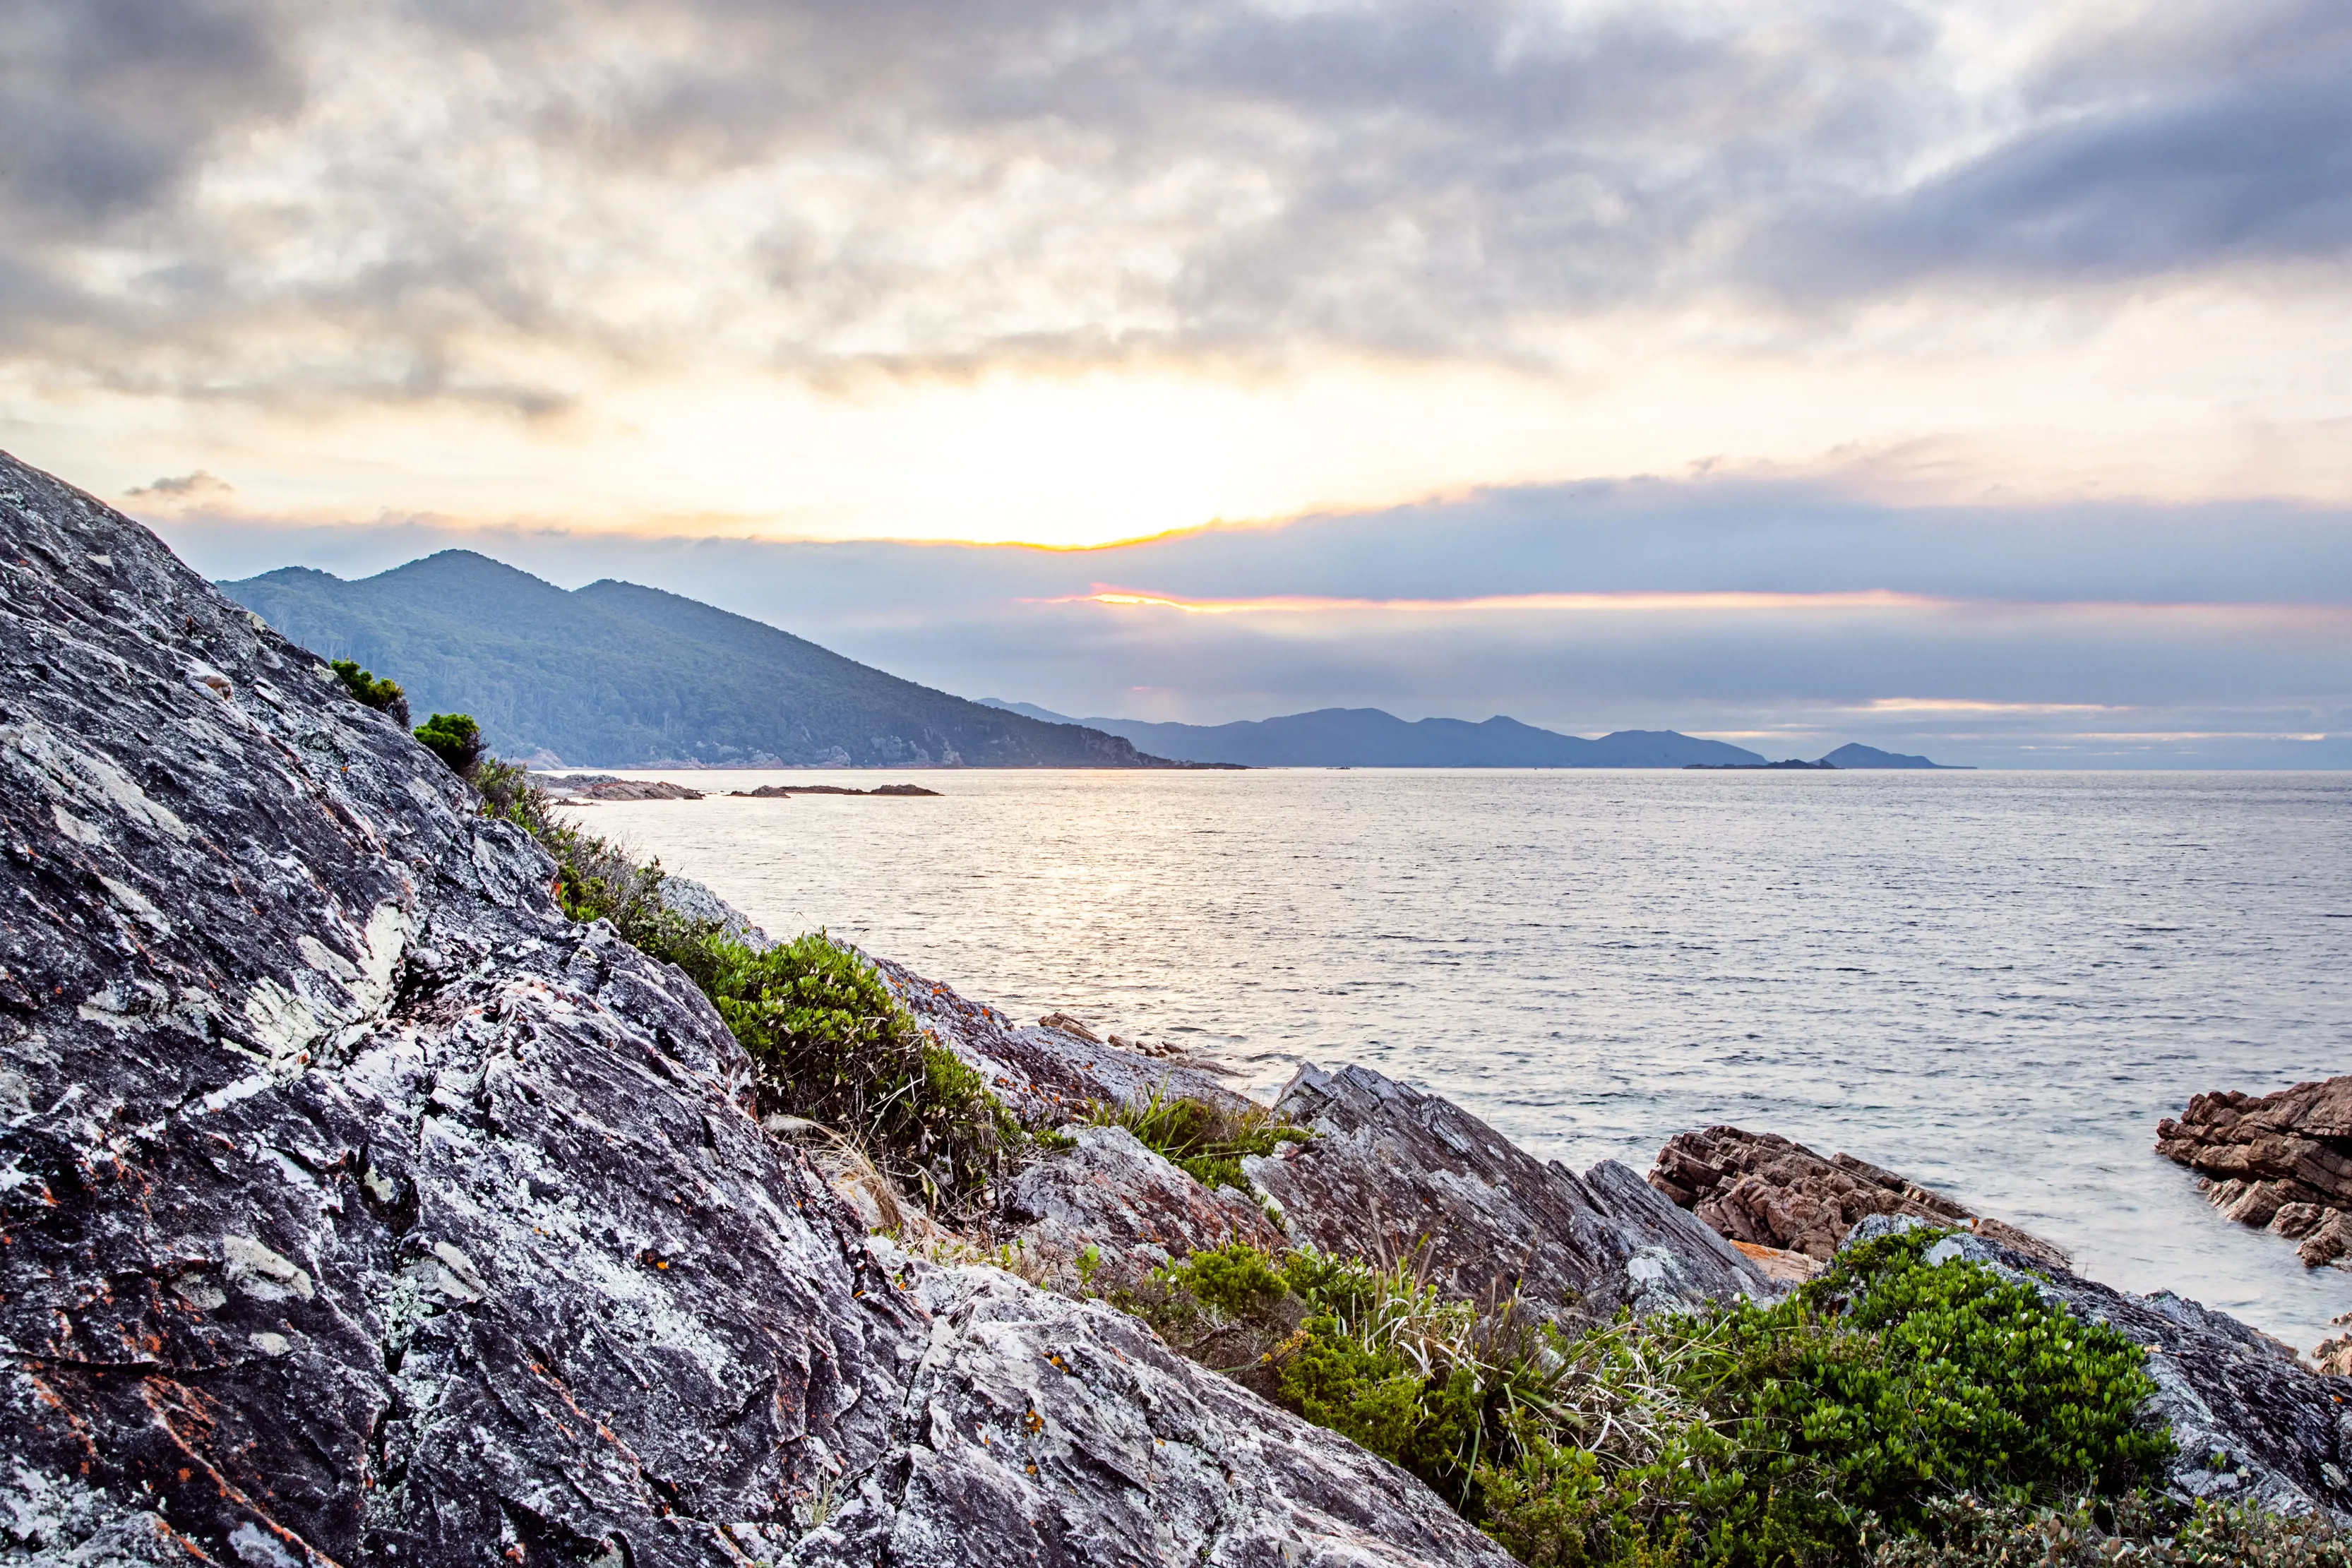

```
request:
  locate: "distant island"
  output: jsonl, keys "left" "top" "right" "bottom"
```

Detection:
{"left": 981, "top": 700, "right": 1966, "bottom": 770}
{"left": 222, "top": 551, "right": 1173, "bottom": 769}
{"left": 1818, "top": 743, "right": 1971, "bottom": 770}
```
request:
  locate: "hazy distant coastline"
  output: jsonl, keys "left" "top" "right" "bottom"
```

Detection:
{"left": 982, "top": 700, "right": 1964, "bottom": 771}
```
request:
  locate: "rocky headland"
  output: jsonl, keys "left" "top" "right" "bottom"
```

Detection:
{"left": 5, "top": 446, "right": 2350, "bottom": 1563}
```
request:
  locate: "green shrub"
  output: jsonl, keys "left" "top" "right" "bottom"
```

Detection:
{"left": 1092, "top": 1085, "right": 1312, "bottom": 1191}
{"left": 329, "top": 658, "right": 408, "bottom": 722}
{"left": 414, "top": 712, "right": 484, "bottom": 774}
{"left": 1137, "top": 1241, "right": 1531, "bottom": 1509}
{"left": 1140, "top": 1230, "right": 2171, "bottom": 1568}
{"left": 1870, "top": 1493, "right": 2351, "bottom": 1567}
{"left": 1479, "top": 1231, "right": 2169, "bottom": 1567}
{"left": 700, "top": 931, "right": 1019, "bottom": 1207}
{"left": 472, "top": 755, "right": 1022, "bottom": 1210}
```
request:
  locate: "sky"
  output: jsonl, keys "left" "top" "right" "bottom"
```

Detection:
{"left": 7, "top": 0, "right": 2351, "bottom": 763}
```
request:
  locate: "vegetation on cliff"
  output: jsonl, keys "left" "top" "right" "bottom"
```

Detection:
{"left": 1134, "top": 1227, "right": 2178, "bottom": 1567}
{"left": 450, "top": 741, "right": 1022, "bottom": 1207}
{"left": 1091, "top": 1087, "right": 1313, "bottom": 1192}
{"left": 329, "top": 657, "right": 408, "bottom": 724}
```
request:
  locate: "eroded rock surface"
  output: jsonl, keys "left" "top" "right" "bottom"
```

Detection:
{"left": 2157, "top": 1079, "right": 2352, "bottom": 1268}
{"left": 993, "top": 1125, "right": 1284, "bottom": 1296}
{"left": 800, "top": 1255, "right": 1514, "bottom": 1568}
{"left": 878, "top": 960, "right": 1248, "bottom": 1123}
{"left": 0, "top": 452, "right": 1520, "bottom": 1568}
{"left": 1651, "top": 1125, "right": 2070, "bottom": 1268}
{"left": 1248, "top": 1064, "right": 1775, "bottom": 1326}
{"left": 1846, "top": 1217, "right": 2352, "bottom": 1520}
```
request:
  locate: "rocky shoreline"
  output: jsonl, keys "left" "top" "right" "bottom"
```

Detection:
{"left": 5, "top": 447, "right": 2351, "bottom": 1564}
{"left": 2158, "top": 1078, "right": 2352, "bottom": 1269}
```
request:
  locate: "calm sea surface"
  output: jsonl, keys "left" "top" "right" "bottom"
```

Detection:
{"left": 575, "top": 770, "right": 2352, "bottom": 1348}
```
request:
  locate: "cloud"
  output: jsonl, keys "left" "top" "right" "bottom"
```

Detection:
{"left": 124, "top": 469, "right": 234, "bottom": 501}
{"left": 6, "top": 0, "right": 2351, "bottom": 412}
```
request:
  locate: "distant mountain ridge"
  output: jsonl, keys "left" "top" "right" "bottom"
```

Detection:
{"left": 221, "top": 551, "right": 1169, "bottom": 769}
{"left": 979, "top": 701, "right": 1774, "bottom": 768}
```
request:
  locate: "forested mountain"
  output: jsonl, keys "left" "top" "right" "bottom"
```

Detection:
{"left": 223, "top": 551, "right": 1166, "bottom": 768}
{"left": 979, "top": 702, "right": 1770, "bottom": 767}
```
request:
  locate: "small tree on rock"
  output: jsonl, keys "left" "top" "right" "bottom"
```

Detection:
{"left": 414, "top": 712, "right": 484, "bottom": 776}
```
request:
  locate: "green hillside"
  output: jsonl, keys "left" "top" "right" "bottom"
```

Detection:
{"left": 221, "top": 551, "right": 1166, "bottom": 769}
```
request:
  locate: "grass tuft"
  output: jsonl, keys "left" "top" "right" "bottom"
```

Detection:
{"left": 1090, "top": 1084, "right": 1312, "bottom": 1192}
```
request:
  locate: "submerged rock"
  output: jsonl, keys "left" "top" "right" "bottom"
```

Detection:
{"left": 2157, "top": 1078, "right": 2352, "bottom": 1267}
{"left": 1650, "top": 1124, "right": 2070, "bottom": 1268}
{"left": 1248, "top": 1063, "right": 1777, "bottom": 1325}
{"left": 0, "top": 451, "right": 1516, "bottom": 1568}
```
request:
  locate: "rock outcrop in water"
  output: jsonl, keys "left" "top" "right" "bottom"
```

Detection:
{"left": 2157, "top": 1078, "right": 2352, "bottom": 1268}
{"left": 0, "top": 451, "right": 1517, "bottom": 1567}
{"left": 1649, "top": 1124, "right": 2071, "bottom": 1269}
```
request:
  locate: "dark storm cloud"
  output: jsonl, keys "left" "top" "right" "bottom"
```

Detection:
{"left": 0, "top": 0, "right": 295, "bottom": 224}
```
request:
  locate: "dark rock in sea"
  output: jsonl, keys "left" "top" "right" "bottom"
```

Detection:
{"left": 1682, "top": 758, "right": 1839, "bottom": 770}
{"left": 0, "top": 450, "right": 1515, "bottom": 1568}
{"left": 1650, "top": 1125, "right": 2070, "bottom": 1268}
{"left": 1249, "top": 1065, "right": 1779, "bottom": 1326}
{"left": 731, "top": 782, "right": 941, "bottom": 798}
{"left": 527, "top": 772, "right": 706, "bottom": 801}
{"left": 591, "top": 777, "right": 706, "bottom": 800}
{"left": 2157, "top": 1078, "right": 2352, "bottom": 1268}
{"left": 1846, "top": 1217, "right": 2352, "bottom": 1519}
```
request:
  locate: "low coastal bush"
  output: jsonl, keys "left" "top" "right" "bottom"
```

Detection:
{"left": 461, "top": 743, "right": 1025, "bottom": 1209}
{"left": 1868, "top": 1493, "right": 2351, "bottom": 1567}
{"left": 1138, "top": 1228, "right": 2171, "bottom": 1567}
{"left": 414, "top": 711, "right": 485, "bottom": 774}
{"left": 1091, "top": 1086, "right": 1313, "bottom": 1191}
{"left": 329, "top": 658, "right": 408, "bottom": 724}
{"left": 700, "top": 931, "right": 1022, "bottom": 1207}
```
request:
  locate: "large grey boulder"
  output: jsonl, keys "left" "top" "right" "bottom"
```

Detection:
{"left": 1246, "top": 1063, "right": 1775, "bottom": 1325}
{"left": 0, "top": 451, "right": 1515, "bottom": 1568}
{"left": 801, "top": 1255, "right": 1513, "bottom": 1567}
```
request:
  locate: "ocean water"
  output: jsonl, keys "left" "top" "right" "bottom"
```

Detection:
{"left": 572, "top": 768, "right": 2352, "bottom": 1349}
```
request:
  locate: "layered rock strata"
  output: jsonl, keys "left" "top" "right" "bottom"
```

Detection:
{"left": 1248, "top": 1064, "right": 1778, "bottom": 1325}
{"left": 0, "top": 452, "right": 1515, "bottom": 1568}
{"left": 2157, "top": 1079, "right": 2352, "bottom": 1267}
{"left": 1650, "top": 1125, "right": 2070, "bottom": 1269}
